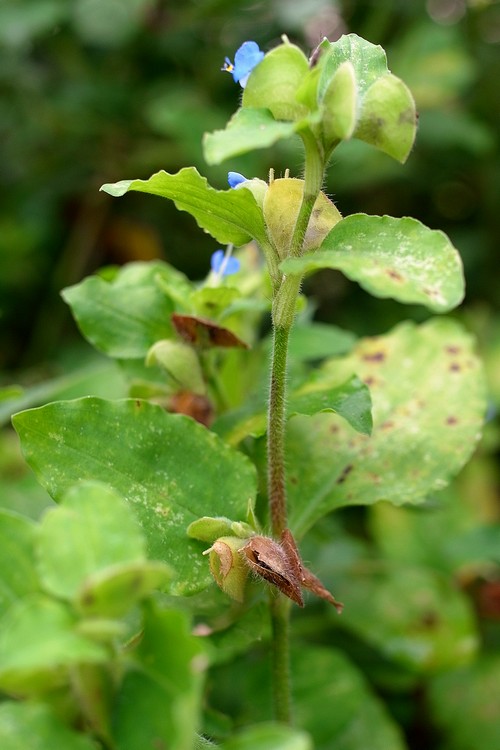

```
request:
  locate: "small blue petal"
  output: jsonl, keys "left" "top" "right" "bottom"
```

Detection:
{"left": 211, "top": 250, "right": 241, "bottom": 276}
{"left": 228, "top": 171, "right": 247, "bottom": 188}
{"left": 222, "top": 41, "right": 264, "bottom": 87}
{"left": 211, "top": 250, "right": 225, "bottom": 273}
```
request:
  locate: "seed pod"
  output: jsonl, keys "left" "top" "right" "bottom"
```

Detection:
{"left": 240, "top": 529, "right": 343, "bottom": 612}
{"left": 240, "top": 534, "right": 304, "bottom": 606}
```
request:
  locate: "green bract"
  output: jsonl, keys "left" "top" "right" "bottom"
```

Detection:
{"left": 204, "top": 34, "right": 417, "bottom": 165}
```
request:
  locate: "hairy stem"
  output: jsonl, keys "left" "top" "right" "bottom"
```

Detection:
{"left": 267, "top": 129, "right": 326, "bottom": 723}
{"left": 270, "top": 593, "right": 293, "bottom": 723}
{"left": 268, "top": 323, "right": 291, "bottom": 538}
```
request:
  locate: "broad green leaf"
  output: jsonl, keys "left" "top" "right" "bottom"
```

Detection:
{"left": 334, "top": 564, "right": 477, "bottom": 673}
{"left": 221, "top": 723, "right": 312, "bottom": 750}
{"left": 62, "top": 261, "right": 176, "bottom": 358}
{"left": 38, "top": 481, "right": 146, "bottom": 600}
{"left": 281, "top": 214, "right": 464, "bottom": 313}
{"left": 203, "top": 108, "right": 300, "bottom": 165}
{"left": 0, "top": 702, "right": 95, "bottom": 750}
{"left": 78, "top": 560, "right": 171, "bottom": 617}
{"left": 213, "top": 646, "right": 407, "bottom": 750}
{"left": 190, "top": 286, "right": 241, "bottom": 320}
{"left": 113, "top": 604, "right": 205, "bottom": 750}
{"left": 0, "top": 510, "right": 39, "bottom": 616}
{"left": 277, "top": 318, "right": 485, "bottom": 537}
{"left": 101, "top": 167, "right": 267, "bottom": 247}
{"left": 37, "top": 481, "right": 172, "bottom": 615}
{"left": 13, "top": 398, "right": 257, "bottom": 594}
{"left": 429, "top": 656, "right": 500, "bottom": 750}
{"left": 242, "top": 43, "right": 309, "bottom": 121}
{"left": 0, "top": 595, "right": 107, "bottom": 696}
{"left": 0, "top": 358, "right": 127, "bottom": 428}
{"left": 288, "top": 322, "right": 357, "bottom": 361}
{"left": 214, "top": 375, "right": 372, "bottom": 445}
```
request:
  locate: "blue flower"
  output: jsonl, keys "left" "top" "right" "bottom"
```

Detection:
{"left": 227, "top": 171, "right": 247, "bottom": 188}
{"left": 222, "top": 41, "right": 264, "bottom": 88}
{"left": 211, "top": 249, "right": 241, "bottom": 277}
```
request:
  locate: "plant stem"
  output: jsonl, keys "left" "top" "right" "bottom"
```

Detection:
{"left": 270, "top": 592, "right": 292, "bottom": 723}
{"left": 268, "top": 322, "right": 291, "bottom": 539}
{"left": 266, "top": 129, "right": 326, "bottom": 723}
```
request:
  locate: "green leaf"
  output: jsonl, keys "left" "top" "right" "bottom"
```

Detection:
{"left": 0, "top": 510, "right": 39, "bottom": 617}
{"left": 78, "top": 560, "right": 171, "bottom": 617}
{"left": 0, "top": 701, "right": 96, "bottom": 750}
{"left": 113, "top": 603, "right": 205, "bottom": 750}
{"left": 203, "top": 108, "right": 300, "bottom": 165}
{"left": 0, "top": 595, "right": 107, "bottom": 696}
{"left": 335, "top": 564, "right": 477, "bottom": 673}
{"left": 190, "top": 286, "right": 241, "bottom": 320}
{"left": 429, "top": 656, "right": 500, "bottom": 750}
{"left": 13, "top": 398, "right": 257, "bottom": 594}
{"left": 290, "top": 375, "right": 372, "bottom": 435}
{"left": 220, "top": 723, "right": 313, "bottom": 750}
{"left": 288, "top": 322, "right": 357, "bottom": 361}
{"left": 37, "top": 481, "right": 172, "bottom": 615}
{"left": 281, "top": 214, "right": 465, "bottom": 313}
{"left": 101, "top": 166, "right": 267, "bottom": 247}
{"left": 242, "top": 43, "right": 309, "bottom": 121}
{"left": 62, "top": 261, "right": 176, "bottom": 358}
{"left": 38, "top": 481, "right": 146, "bottom": 599}
{"left": 214, "top": 375, "right": 371, "bottom": 445}
{"left": 277, "top": 318, "right": 485, "bottom": 537}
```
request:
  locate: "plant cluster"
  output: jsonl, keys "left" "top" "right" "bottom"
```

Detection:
{"left": 0, "top": 34, "right": 488, "bottom": 750}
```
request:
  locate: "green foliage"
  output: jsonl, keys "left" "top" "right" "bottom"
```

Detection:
{"left": 1, "top": 11, "right": 498, "bottom": 750}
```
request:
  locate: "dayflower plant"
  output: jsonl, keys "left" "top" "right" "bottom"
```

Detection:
{"left": 7, "top": 33, "right": 486, "bottom": 749}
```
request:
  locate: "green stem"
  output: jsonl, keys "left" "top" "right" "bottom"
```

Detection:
{"left": 290, "top": 131, "right": 324, "bottom": 258}
{"left": 266, "top": 128, "right": 326, "bottom": 724}
{"left": 270, "top": 593, "right": 292, "bottom": 723}
{"left": 268, "top": 323, "right": 291, "bottom": 539}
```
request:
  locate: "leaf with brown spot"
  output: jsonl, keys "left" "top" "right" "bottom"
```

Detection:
{"left": 253, "top": 318, "right": 486, "bottom": 537}
{"left": 281, "top": 214, "right": 465, "bottom": 313}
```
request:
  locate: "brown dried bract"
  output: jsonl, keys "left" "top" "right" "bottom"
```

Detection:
{"left": 240, "top": 529, "right": 343, "bottom": 612}
{"left": 172, "top": 313, "right": 249, "bottom": 349}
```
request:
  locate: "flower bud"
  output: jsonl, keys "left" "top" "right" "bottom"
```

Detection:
{"left": 203, "top": 536, "right": 248, "bottom": 602}
{"left": 146, "top": 339, "right": 205, "bottom": 395}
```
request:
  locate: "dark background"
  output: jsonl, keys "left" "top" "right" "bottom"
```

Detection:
{"left": 1, "top": 0, "right": 499, "bottom": 374}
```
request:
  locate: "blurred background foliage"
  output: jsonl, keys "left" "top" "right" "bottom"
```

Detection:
{"left": 1, "top": 1, "right": 499, "bottom": 748}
